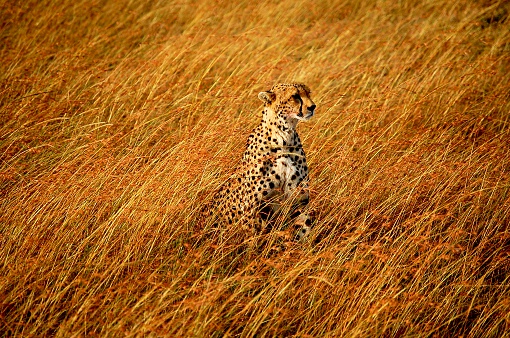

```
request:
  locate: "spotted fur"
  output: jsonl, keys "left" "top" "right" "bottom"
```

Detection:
{"left": 205, "top": 83, "right": 316, "bottom": 240}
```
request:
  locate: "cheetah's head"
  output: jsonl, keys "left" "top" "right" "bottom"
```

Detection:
{"left": 258, "top": 83, "right": 316, "bottom": 125}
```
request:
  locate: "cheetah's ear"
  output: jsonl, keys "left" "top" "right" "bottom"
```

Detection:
{"left": 258, "top": 91, "right": 275, "bottom": 105}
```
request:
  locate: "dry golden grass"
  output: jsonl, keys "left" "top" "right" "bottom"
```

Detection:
{"left": 1, "top": 0, "right": 510, "bottom": 336}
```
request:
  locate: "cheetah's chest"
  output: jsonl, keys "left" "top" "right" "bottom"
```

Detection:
{"left": 274, "top": 153, "right": 308, "bottom": 192}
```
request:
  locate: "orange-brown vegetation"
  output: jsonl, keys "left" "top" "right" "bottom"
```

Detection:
{"left": 1, "top": 0, "right": 509, "bottom": 336}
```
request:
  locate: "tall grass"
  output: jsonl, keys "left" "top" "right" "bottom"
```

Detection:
{"left": 1, "top": 0, "right": 509, "bottom": 336}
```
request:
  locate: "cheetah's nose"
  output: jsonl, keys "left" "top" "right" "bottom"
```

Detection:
{"left": 308, "top": 104, "right": 316, "bottom": 113}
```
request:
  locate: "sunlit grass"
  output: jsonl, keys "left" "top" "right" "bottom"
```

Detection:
{"left": 1, "top": 0, "right": 509, "bottom": 336}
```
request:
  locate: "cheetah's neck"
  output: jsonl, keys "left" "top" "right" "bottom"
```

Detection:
{"left": 261, "top": 107, "right": 301, "bottom": 148}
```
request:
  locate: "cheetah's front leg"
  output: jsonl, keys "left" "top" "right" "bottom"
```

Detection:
{"left": 289, "top": 181, "right": 313, "bottom": 241}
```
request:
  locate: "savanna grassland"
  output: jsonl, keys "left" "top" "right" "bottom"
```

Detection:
{"left": 1, "top": 0, "right": 510, "bottom": 336}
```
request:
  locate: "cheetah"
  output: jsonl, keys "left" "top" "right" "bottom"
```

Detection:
{"left": 205, "top": 83, "right": 316, "bottom": 241}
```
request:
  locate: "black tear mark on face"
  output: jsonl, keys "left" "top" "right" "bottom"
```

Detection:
{"left": 292, "top": 93, "right": 304, "bottom": 117}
